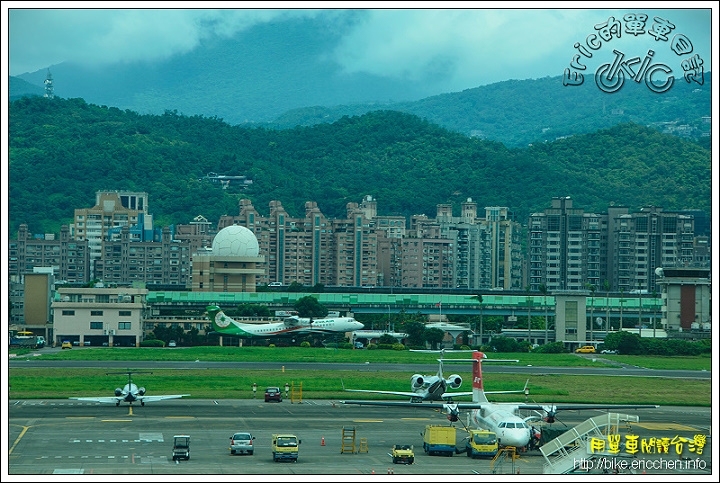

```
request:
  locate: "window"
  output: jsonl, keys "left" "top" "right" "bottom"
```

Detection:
{"left": 90, "top": 321, "right": 103, "bottom": 330}
{"left": 119, "top": 310, "right": 131, "bottom": 316}
{"left": 62, "top": 310, "right": 75, "bottom": 316}
{"left": 118, "top": 322, "right": 131, "bottom": 330}
{"left": 90, "top": 310, "right": 103, "bottom": 316}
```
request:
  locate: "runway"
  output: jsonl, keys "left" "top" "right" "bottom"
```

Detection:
{"left": 7, "top": 398, "right": 712, "bottom": 477}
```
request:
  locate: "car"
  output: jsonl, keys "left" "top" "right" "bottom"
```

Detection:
{"left": 83, "top": 340, "right": 91, "bottom": 346}
{"left": 168, "top": 340, "right": 177, "bottom": 347}
{"left": 61, "top": 341, "right": 72, "bottom": 349}
{"left": 268, "top": 282, "right": 283, "bottom": 287}
{"left": 265, "top": 386, "right": 282, "bottom": 402}
{"left": 354, "top": 341, "right": 364, "bottom": 349}
{"left": 575, "top": 345, "right": 596, "bottom": 353}
{"left": 72, "top": 340, "right": 80, "bottom": 346}
{"left": 601, "top": 349, "right": 618, "bottom": 354}
{"left": 229, "top": 432, "right": 255, "bottom": 455}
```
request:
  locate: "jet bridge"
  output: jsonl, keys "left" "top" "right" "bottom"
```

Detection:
{"left": 540, "top": 413, "right": 639, "bottom": 474}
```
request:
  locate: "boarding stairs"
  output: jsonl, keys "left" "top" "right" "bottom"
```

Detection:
{"left": 540, "top": 412, "right": 639, "bottom": 474}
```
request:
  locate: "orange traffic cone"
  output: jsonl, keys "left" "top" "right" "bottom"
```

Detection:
{"left": 371, "top": 469, "right": 375, "bottom": 474}
{"left": 321, "top": 436, "right": 325, "bottom": 446}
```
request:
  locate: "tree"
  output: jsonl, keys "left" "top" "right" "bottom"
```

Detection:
{"left": 293, "top": 296, "right": 328, "bottom": 318}
{"left": 538, "top": 284, "right": 549, "bottom": 344}
{"left": 471, "top": 294, "right": 484, "bottom": 346}
{"left": 423, "top": 328, "right": 446, "bottom": 350}
{"left": 399, "top": 320, "right": 426, "bottom": 347}
{"left": 586, "top": 283, "right": 596, "bottom": 343}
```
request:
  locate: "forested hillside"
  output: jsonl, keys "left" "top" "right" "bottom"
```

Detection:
{"left": 8, "top": 96, "right": 711, "bottom": 236}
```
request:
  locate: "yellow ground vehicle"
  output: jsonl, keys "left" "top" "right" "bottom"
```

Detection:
{"left": 575, "top": 345, "right": 596, "bottom": 353}
{"left": 463, "top": 429, "right": 499, "bottom": 458}
{"left": 61, "top": 340, "right": 72, "bottom": 349}
{"left": 391, "top": 444, "right": 415, "bottom": 464}
{"left": 422, "top": 425, "right": 456, "bottom": 456}
{"left": 271, "top": 433, "right": 300, "bottom": 462}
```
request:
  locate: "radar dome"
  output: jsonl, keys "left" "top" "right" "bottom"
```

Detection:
{"left": 212, "top": 225, "right": 259, "bottom": 257}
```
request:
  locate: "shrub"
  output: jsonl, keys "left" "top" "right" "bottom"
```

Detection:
{"left": 268, "top": 344, "right": 276, "bottom": 348}
{"left": 140, "top": 339, "right": 165, "bottom": 347}
{"left": 366, "top": 343, "right": 377, "bottom": 350}
{"left": 299, "top": 341, "right": 311, "bottom": 348}
{"left": 459, "top": 345, "right": 471, "bottom": 351}
{"left": 532, "top": 341, "right": 566, "bottom": 353}
{"left": 391, "top": 343, "right": 406, "bottom": 351}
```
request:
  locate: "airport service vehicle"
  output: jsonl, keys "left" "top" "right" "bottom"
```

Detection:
{"left": 391, "top": 444, "right": 415, "bottom": 464}
{"left": 462, "top": 429, "right": 499, "bottom": 458}
{"left": 575, "top": 345, "right": 596, "bottom": 353}
{"left": 10, "top": 331, "right": 45, "bottom": 349}
{"left": 265, "top": 386, "right": 282, "bottom": 402}
{"left": 422, "top": 425, "right": 456, "bottom": 456}
{"left": 229, "top": 432, "right": 255, "bottom": 455}
{"left": 271, "top": 434, "right": 300, "bottom": 462}
{"left": 172, "top": 435, "right": 190, "bottom": 460}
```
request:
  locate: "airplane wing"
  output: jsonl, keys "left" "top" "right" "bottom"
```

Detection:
{"left": 439, "top": 391, "right": 473, "bottom": 399}
{"left": 340, "top": 399, "right": 488, "bottom": 410}
{"left": 69, "top": 397, "right": 124, "bottom": 404}
{"left": 516, "top": 403, "right": 660, "bottom": 412}
{"left": 137, "top": 394, "right": 190, "bottom": 403}
{"left": 342, "top": 388, "right": 424, "bottom": 398}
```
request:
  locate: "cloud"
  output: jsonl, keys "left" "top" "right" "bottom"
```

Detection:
{"left": 7, "top": 6, "right": 713, "bottom": 90}
{"left": 7, "top": 8, "right": 321, "bottom": 75}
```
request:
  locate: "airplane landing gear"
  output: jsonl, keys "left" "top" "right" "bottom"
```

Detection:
{"left": 116, "top": 402, "right": 120, "bottom": 406}
{"left": 141, "top": 401, "right": 145, "bottom": 406}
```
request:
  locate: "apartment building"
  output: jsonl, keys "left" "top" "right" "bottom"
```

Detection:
{"left": 71, "top": 191, "right": 151, "bottom": 278}
{"left": 95, "top": 225, "right": 192, "bottom": 287}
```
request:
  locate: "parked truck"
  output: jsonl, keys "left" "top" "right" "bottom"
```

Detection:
{"left": 461, "top": 429, "right": 499, "bottom": 458}
{"left": 9, "top": 331, "right": 44, "bottom": 349}
{"left": 422, "top": 425, "right": 456, "bottom": 456}
{"left": 391, "top": 444, "right": 415, "bottom": 464}
{"left": 271, "top": 433, "right": 300, "bottom": 462}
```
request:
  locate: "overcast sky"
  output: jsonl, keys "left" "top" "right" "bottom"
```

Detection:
{"left": 3, "top": 4, "right": 716, "bottom": 91}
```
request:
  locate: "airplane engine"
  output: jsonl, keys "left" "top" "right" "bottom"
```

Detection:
{"left": 114, "top": 388, "right": 123, "bottom": 396}
{"left": 411, "top": 375, "right": 425, "bottom": 389}
{"left": 137, "top": 387, "right": 146, "bottom": 396}
{"left": 446, "top": 374, "right": 462, "bottom": 389}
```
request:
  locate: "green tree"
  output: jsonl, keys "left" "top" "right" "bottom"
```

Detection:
{"left": 423, "top": 328, "right": 445, "bottom": 350}
{"left": 293, "top": 296, "right": 327, "bottom": 318}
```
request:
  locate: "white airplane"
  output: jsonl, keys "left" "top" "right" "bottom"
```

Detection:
{"left": 341, "top": 349, "right": 523, "bottom": 403}
{"left": 69, "top": 371, "right": 190, "bottom": 406}
{"left": 206, "top": 305, "right": 364, "bottom": 338}
{"left": 342, "top": 351, "right": 659, "bottom": 448}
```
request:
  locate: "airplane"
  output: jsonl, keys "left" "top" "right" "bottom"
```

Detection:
{"left": 69, "top": 371, "right": 190, "bottom": 406}
{"left": 206, "top": 305, "right": 364, "bottom": 338}
{"left": 341, "top": 351, "right": 659, "bottom": 448}
{"left": 341, "top": 349, "right": 524, "bottom": 403}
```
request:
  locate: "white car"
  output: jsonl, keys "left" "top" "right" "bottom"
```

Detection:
{"left": 268, "top": 282, "right": 283, "bottom": 287}
{"left": 600, "top": 349, "right": 618, "bottom": 354}
{"left": 168, "top": 340, "right": 177, "bottom": 347}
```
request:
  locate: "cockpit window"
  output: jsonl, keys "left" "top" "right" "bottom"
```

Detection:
{"left": 498, "top": 422, "right": 506, "bottom": 428}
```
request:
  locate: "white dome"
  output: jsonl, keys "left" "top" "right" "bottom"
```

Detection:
{"left": 212, "top": 225, "right": 259, "bottom": 257}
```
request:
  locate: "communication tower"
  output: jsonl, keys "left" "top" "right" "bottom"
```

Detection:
{"left": 44, "top": 70, "right": 54, "bottom": 99}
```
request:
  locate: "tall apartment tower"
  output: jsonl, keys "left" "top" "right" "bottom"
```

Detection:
{"left": 611, "top": 206, "right": 695, "bottom": 293}
{"left": 71, "top": 191, "right": 150, "bottom": 278}
{"left": 528, "top": 196, "right": 602, "bottom": 292}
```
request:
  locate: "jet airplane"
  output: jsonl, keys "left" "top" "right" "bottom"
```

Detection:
{"left": 342, "top": 349, "right": 523, "bottom": 403}
{"left": 206, "top": 305, "right": 364, "bottom": 338}
{"left": 69, "top": 371, "right": 190, "bottom": 406}
{"left": 342, "top": 351, "right": 659, "bottom": 448}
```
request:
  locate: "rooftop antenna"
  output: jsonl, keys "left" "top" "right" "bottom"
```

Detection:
{"left": 44, "top": 69, "right": 54, "bottom": 99}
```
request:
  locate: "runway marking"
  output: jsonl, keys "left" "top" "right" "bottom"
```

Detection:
{"left": 352, "top": 419, "right": 385, "bottom": 423}
{"left": 400, "top": 418, "right": 431, "bottom": 421}
{"left": 53, "top": 469, "right": 83, "bottom": 474}
{"left": 164, "top": 416, "right": 195, "bottom": 419}
{"left": 632, "top": 422, "right": 699, "bottom": 431}
{"left": 66, "top": 416, "right": 95, "bottom": 419}
{"left": 101, "top": 419, "right": 133, "bottom": 422}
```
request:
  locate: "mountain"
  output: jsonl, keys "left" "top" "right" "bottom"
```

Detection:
{"left": 8, "top": 96, "right": 711, "bottom": 236}
{"left": 10, "top": 15, "right": 711, "bottom": 148}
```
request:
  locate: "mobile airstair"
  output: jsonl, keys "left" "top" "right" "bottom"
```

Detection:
{"left": 540, "top": 412, "right": 639, "bottom": 474}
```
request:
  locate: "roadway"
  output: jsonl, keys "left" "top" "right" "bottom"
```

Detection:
{"left": 6, "top": 397, "right": 712, "bottom": 478}
{"left": 8, "top": 357, "right": 712, "bottom": 380}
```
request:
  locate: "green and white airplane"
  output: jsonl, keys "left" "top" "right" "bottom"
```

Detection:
{"left": 206, "top": 305, "right": 364, "bottom": 338}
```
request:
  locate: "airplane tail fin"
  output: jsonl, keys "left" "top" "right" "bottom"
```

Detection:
{"left": 206, "top": 305, "right": 232, "bottom": 331}
{"left": 471, "top": 351, "right": 489, "bottom": 403}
